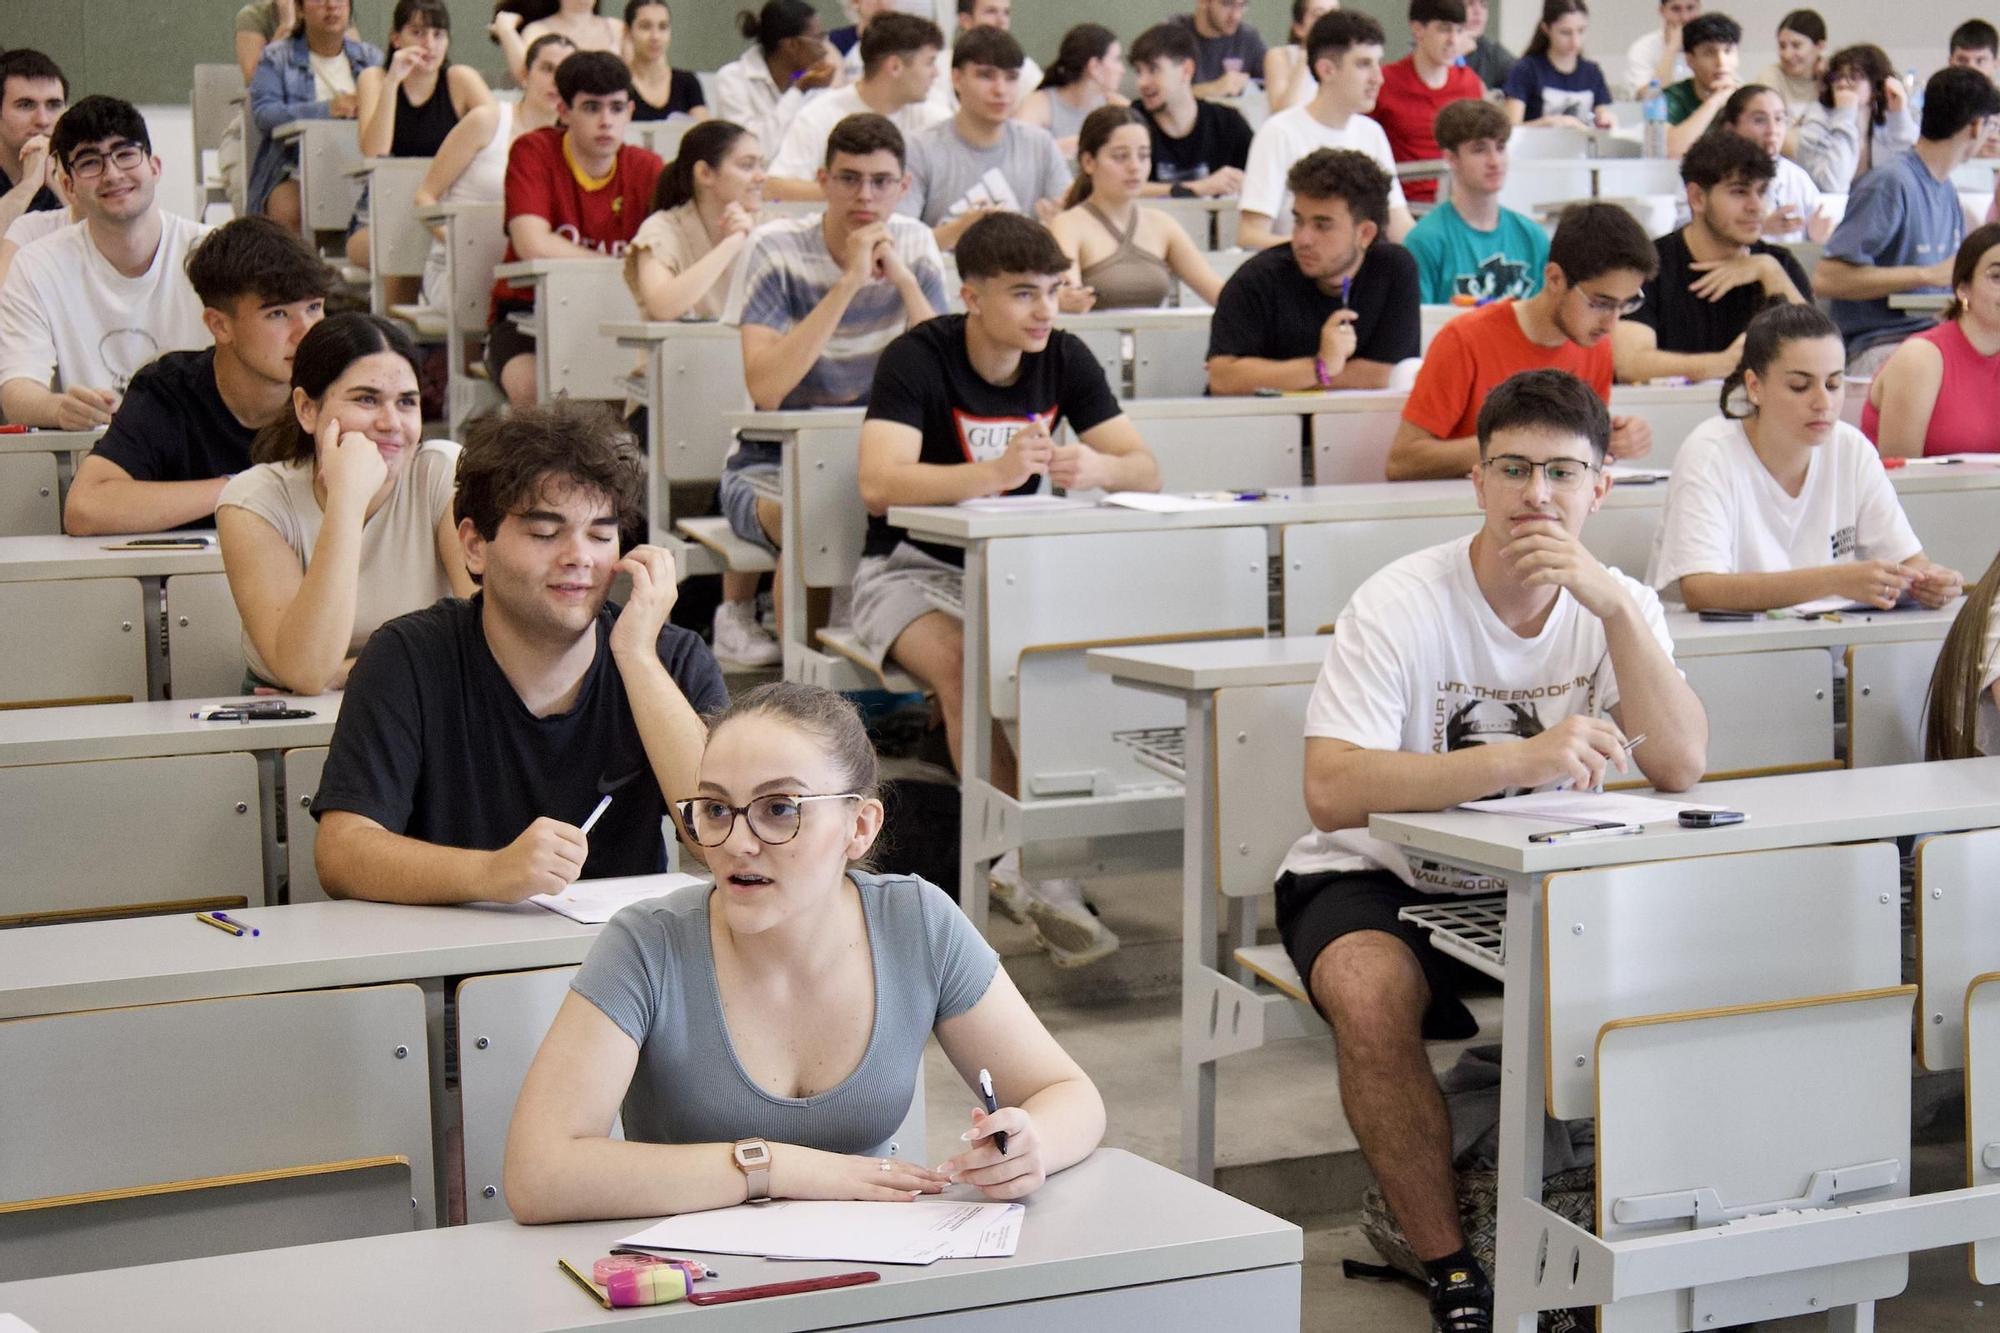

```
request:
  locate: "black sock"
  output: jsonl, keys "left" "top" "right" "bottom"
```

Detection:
{"left": 1422, "top": 1249, "right": 1488, "bottom": 1294}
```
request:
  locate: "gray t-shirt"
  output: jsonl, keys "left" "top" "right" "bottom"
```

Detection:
{"left": 571, "top": 872, "right": 1000, "bottom": 1154}
{"left": 1171, "top": 13, "right": 1269, "bottom": 85}
{"left": 899, "top": 121, "right": 1073, "bottom": 229}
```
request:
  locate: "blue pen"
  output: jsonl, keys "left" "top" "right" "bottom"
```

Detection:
{"left": 1340, "top": 276, "right": 1352, "bottom": 306}
{"left": 977, "top": 1068, "right": 1009, "bottom": 1156}
{"left": 212, "top": 910, "right": 260, "bottom": 937}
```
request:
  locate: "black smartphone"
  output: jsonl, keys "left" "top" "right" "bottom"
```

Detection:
{"left": 1696, "top": 610, "right": 1757, "bottom": 622}
{"left": 1678, "top": 809, "right": 1745, "bottom": 828}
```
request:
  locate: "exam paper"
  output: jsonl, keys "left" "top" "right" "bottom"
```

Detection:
{"left": 1605, "top": 465, "right": 1669, "bottom": 484}
{"left": 1457, "top": 791, "right": 1724, "bottom": 826}
{"left": 530, "top": 873, "right": 705, "bottom": 924}
{"left": 1100, "top": 492, "right": 1238, "bottom": 513}
{"left": 955, "top": 495, "right": 1093, "bottom": 512}
{"left": 619, "top": 1198, "right": 1025, "bottom": 1266}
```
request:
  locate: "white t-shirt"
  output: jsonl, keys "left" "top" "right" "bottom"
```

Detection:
{"left": 0, "top": 211, "right": 212, "bottom": 398}
{"left": 1279, "top": 534, "right": 1677, "bottom": 889}
{"left": 1647, "top": 415, "right": 1923, "bottom": 594}
{"left": 767, "top": 85, "right": 949, "bottom": 181}
{"left": 1240, "top": 104, "right": 1406, "bottom": 237}
{"left": 310, "top": 50, "right": 358, "bottom": 102}
{"left": 2, "top": 207, "right": 74, "bottom": 251}
{"left": 713, "top": 47, "right": 820, "bottom": 162}
{"left": 1623, "top": 30, "right": 1690, "bottom": 97}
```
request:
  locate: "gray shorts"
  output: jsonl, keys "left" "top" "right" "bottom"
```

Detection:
{"left": 850, "top": 542, "right": 964, "bottom": 666}
{"left": 718, "top": 439, "right": 781, "bottom": 554}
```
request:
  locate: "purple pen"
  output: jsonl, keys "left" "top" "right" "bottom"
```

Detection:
{"left": 212, "top": 911, "right": 260, "bottom": 937}
{"left": 1340, "top": 276, "right": 1352, "bottom": 306}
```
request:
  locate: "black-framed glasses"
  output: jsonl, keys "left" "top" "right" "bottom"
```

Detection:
{"left": 673, "top": 793, "right": 862, "bottom": 847}
{"left": 65, "top": 142, "right": 146, "bottom": 180}
{"left": 1482, "top": 455, "right": 1597, "bottom": 491}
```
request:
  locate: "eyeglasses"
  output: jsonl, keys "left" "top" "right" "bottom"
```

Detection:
{"left": 1576, "top": 287, "right": 1645, "bottom": 317}
{"left": 828, "top": 170, "right": 901, "bottom": 195}
{"left": 1482, "top": 455, "right": 1598, "bottom": 490}
{"left": 65, "top": 142, "right": 145, "bottom": 180}
{"left": 673, "top": 793, "right": 861, "bottom": 847}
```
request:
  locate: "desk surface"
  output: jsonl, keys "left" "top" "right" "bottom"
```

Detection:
{"left": 0, "top": 1149, "right": 1300, "bottom": 1333}
{"left": 1371, "top": 755, "right": 2000, "bottom": 875}
{"left": 0, "top": 694, "right": 341, "bottom": 768}
{"left": 1668, "top": 603, "right": 1960, "bottom": 655}
{"left": 605, "top": 319, "right": 737, "bottom": 345}
{"left": 0, "top": 899, "right": 606, "bottom": 1021}
{"left": 0, "top": 533, "right": 224, "bottom": 582}
{"left": 0, "top": 428, "right": 99, "bottom": 457}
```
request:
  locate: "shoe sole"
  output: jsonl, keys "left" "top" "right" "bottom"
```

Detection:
{"left": 1027, "top": 902, "right": 1119, "bottom": 959}
{"left": 986, "top": 880, "right": 1031, "bottom": 925}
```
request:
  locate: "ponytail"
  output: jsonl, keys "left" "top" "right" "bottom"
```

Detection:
{"left": 1719, "top": 301, "right": 1839, "bottom": 419}
{"left": 1062, "top": 104, "right": 1146, "bottom": 210}
{"left": 1925, "top": 550, "right": 2000, "bottom": 760}
{"left": 652, "top": 119, "right": 751, "bottom": 213}
{"left": 737, "top": 0, "right": 816, "bottom": 55}
{"left": 1040, "top": 23, "right": 1116, "bottom": 93}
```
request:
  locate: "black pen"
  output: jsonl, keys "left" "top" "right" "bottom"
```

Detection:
{"left": 977, "top": 1067, "right": 1009, "bottom": 1155}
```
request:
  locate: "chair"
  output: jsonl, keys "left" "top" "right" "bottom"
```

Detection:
{"left": 1846, "top": 639, "right": 1945, "bottom": 769}
{"left": 353, "top": 158, "right": 437, "bottom": 317}
{"left": 1967, "top": 971, "right": 2000, "bottom": 1283}
{"left": 284, "top": 746, "right": 330, "bottom": 904}
{"left": 1130, "top": 407, "right": 1302, "bottom": 492}
{"left": 190, "top": 64, "right": 244, "bottom": 221}
{"left": 0, "top": 579, "right": 149, "bottom": 708}
{"left": 410, "top": 201, "right": 508, "bottom": 432}
{"left": 0, "top": 453, "right": 59, "bottom": 536}
{"left": 1911, "top": 829, "right": 2000, "bottom": 1077}
{"left": 163, "top": 571, "right": 247, "bottom": 700}
{"left": 0, "top": 984, "right": 433, "bottom": 1279}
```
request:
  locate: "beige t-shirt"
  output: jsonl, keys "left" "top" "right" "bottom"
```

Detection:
{"left": 218, "top": 439, "right": 461, "bottom": 683}
{"left": 623, "top": 202, "right": 731, "bottom": 322}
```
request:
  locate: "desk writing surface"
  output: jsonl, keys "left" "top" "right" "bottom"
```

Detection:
{"left": 0, "top": 429, "right": 99, "bottom": 457}
{"left": 1370, "top": 755, "right": 2000, "bottom": 875}
{"left": 1088, "top": 636, "right": 1331, "bottom": 692}
{"left": 1054, "top": 308, "right": 1213, "bottom": 332}
{"left": 0, "top": 694, "right": 341, "bottom": 768}
{"left": 604, "top": 319, "right": 737, "bottom": 345}
{"left": 726, "top": 407, "right": 867, "bottom": 434}
{"left": 1665, "top": 603, "right": 1960, "bottom": 656}
{"left": 0, "top": 533, "right": 224, "bottom": 582}
{"left": 0, "top": 900, "right": 605, "bottom": 1021}
{"left": 0, "top": 1150, "right": 1299, "bottom": 1333}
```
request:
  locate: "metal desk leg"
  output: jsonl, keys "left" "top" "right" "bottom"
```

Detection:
{"left": 958, "top": 545, "right": 993, "bottom": 934}
{"left": 1493, "top": 869, "right": 1550, "bottom": 1333}
{"left": 1182, "top": 693, "right": 1220, "bottom": 1184}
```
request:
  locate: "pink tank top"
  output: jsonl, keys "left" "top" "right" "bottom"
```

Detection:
{"left": 1861, "top": 320, "right": 2000, "bottom": 456}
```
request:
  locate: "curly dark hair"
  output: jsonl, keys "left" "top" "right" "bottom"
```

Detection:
{"left": 1286, "top": 148, "right": 1392, "bottom": 233}
{"left": 454, "top": 400, "right": 645, "bottom": 542}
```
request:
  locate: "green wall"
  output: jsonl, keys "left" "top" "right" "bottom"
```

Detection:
{"left": 11, "top": 0, "right": 1424, "bottom": 105}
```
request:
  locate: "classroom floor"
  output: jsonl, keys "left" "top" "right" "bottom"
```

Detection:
{"left": 922, "top": 866, "right": 1997, "bottom": 1332}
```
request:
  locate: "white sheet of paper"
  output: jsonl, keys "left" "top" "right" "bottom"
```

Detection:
{"left": 1100, "top": 491, "right": 1238, "bottom": 513}
{"left": 1605, "top": 465, "right": 1669, "bottom": 484}
{"left": 0, "top": 1317, "right": 43, "bottom": 1333}
{"left": 955, "top": 495, "right": 1092, "bottom": 512}
{"left": 618, "top": 1198, "right": 1025, "bottom": 1266}
{"left": 529, "top": 873, "right": 705, "bottom": 924}
{"left": 1457, "top": 791, "right": 1724, "bottom": 827}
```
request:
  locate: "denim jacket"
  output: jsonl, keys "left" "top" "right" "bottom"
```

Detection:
{"left": 247, "top": 34, "right": 383, "bottom": 213}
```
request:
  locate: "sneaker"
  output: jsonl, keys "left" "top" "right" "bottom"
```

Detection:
{"left": 1024, "top": 878, "right": 1120, "bottom": 968}
{"left": 1427, "top": 1265, "right": 1493, "bottom": 1333}
{"left": 712, "top": 600, "right": 780, "bottom": 668}
{"left": 986, "top": 851, "right": 1032, "bottom": 925}
{"left": 756, "top": 589, "right": 777, "bottom": 633}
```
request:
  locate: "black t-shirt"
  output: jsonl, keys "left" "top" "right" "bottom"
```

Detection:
{"left": 88, "top": 348, "right": 256, "bottom": 531}
{"left": 1138, "top": 99, "right": 1253, "bottom": 184}
{"left": 632, "top": 69, "right": 707, "bottom": 121}
{"left": 313, "top": 595, "right": 729, "bottom": 880}
{"left": 0, "top": 163, "right": 60, "bottom": 215}
{"left": 863, "top": 314, "right": 1123, "bottom": 566}
{"left": 1630, "top": 230, "right": 1814, "bottom": 354}
{"left": 1207, "top": 241, "right": 1423, "bottom": 369}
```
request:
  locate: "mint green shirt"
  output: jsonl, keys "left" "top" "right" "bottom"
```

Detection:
{"left": 1404, "top": 202, "right": 1549, "bottom": 305}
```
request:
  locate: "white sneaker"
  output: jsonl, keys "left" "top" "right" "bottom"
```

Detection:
{"left": 987, "top": 851, "right": 1032, "bottom": 925}
{"left": 712, "top": 600, "right": 780, "bottom": 667}
{"left": 1024, "top": 878, "right": 1120, "bottom": 968}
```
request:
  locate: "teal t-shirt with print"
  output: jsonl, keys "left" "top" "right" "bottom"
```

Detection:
{"left": 1404, "top": 202, "right": 1550, "bottom": 305}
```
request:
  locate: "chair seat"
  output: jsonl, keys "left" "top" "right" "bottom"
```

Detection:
{"left": 388, "top": 303, "right": 449, "bottom": 340}
{"left": 1232, "top": 943, "right": 1311, "bottom": 1006}
{"left": 814, "top": 626, "right": 920, "bottom": 695}
{"left": 674, "top": 516, "right": 777, "bottom": 574}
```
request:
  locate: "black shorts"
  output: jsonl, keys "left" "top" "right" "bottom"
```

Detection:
{"left": 484, "top": 305, "right": 537, "bottom": 385}
{"left": 1274, "top": 867, "right": 1490, "bottom": 1041}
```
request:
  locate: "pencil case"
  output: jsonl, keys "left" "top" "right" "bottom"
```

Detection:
{"left": 593, "top": 1254, "right": 696, "bottom": 1306}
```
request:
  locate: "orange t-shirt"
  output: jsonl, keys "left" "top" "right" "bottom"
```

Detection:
{"left": 1400, "top": 300, "right": 1614, "bottom": 440}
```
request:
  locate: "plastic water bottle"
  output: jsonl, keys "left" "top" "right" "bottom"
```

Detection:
{"left": 1904, "top": 68, "right": 1924, "bottom": 114}
{"left": 1642, "top": 80, "right": 1669, "bottom": 158}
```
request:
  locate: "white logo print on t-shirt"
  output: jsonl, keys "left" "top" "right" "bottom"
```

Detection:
{"left": 943, "top": 168, "right": 1023, "bottom": 220}
{"left": 952, "top": 407, "right": 1055, "bottom": 462}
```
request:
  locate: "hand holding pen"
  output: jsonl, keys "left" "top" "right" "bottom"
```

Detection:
{"left": 935, "top": 1068, "right": 1045, "bottom": 1202}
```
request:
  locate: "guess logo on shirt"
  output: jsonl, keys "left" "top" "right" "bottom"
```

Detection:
{"left": 1831, "top": 525, "right": 1859, "bottom": 559}
{"left": 953, "top": 407, "right": 1056, "bottom": 462}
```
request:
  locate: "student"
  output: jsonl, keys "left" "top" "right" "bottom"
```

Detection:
{"left": 827, "top": 0, "right": 890, "bottom": 60}
{"left": 1648, "top": 303, "right": 1963, "bottom": 612}
{"left": 1265, "top": 0, "right": 1340, "bottom": 116}
{"left": 1793, "top": 44, "right": 1916, "bottom": 193}
{"left": 1404, "top": 99, "right": 1549, "bottom": 306}
{"left": 247, "top": 0, "right": 383, "bottom": 231}
{"left": 625, "top": 120, "right": 765, "bottom": 323}
{"left": 1285, "top": 367, "right": 1707, "bottom": 1333}
{"left": 855, "top": 213, "right": 1158, "bottom": 965}
{"left": 488, "top": 51, "right": 664, "bottom": 409}
{"left": 1863, "top": 223, "right": 2000, "bottom": 458}
{"left": 237, "top": 1, "right": 303, "bottom": 84}
{"left": 502, "top": 681, "right": 1104, "bottom": 1221}
{"left": 1050, "top": 107, "right": 1224, "bottom": 310}
{"left": 946, "top": 0, "right": 1044, "bottom": 116}
{"left": 1614, "top": 133, "right": 1810, "bottom": 385}
{"left": 347, "top": 0, "right": 493, "bottom": 285}
{"left": 412, "top": 33, "right": 571, "bottom": 312}
{"left": 1815, "top": 67, "right": 2000, "bottom": 375}
{"left": 1662, "top": 12, "right": 1741, "bottom": 155}
{"left": 1388, "top": 203, "right": 1657, "bottom": 481}
{"left": 713, "top": 0, "right": 837, "bottom": 155}
{"left": 899, "top": 28, "right": 1071, "bottom": 250}
{"left": 1208, "top": 149, "right": 1421, "bottom": 395}
{"left": 1129, "top": 22, "right": 1252, "bottom": 199}
{"left": 0, "top": 49, "right": 66, "bottom": 241}
{"left": 1457, "top": 0, "right": 1516, "bottom": 91}
{"left": 1708, "top": 84, "right": 1830, "bottom": 245}
{"left": 1373, "top": 0, "right": 1484, "bottom": 206}
{"left": 1174, "top": 0, "right": 1269, "bottom": 100}
{"left": 1950, "top": 20, "right": 2000, "bottom": 83}
{"left": 491, "top": 0, "right": 623, "bottom": 87}
{"left": 1753, "top": 8, "right": 1827, "bottom": 122}
{"left": 1626, "top": 0, "right": 1699, "bottom": 96}
{"left": 623, "top": 0, "right": 707, "bottom": 122}
{"left": 766, "top": 11, "right": 946, "bottom": 202}
{"left": 1020, "top": 25, "right": 1127, "bottom": 158}
{"left": 217, "top": 314, "right": 469, "bottom": 694}
{"left": 1503, "top": 0, "right": 1613, "bottom": 130}
{"left": 0, "top": 97, "right": 212, "bottom": 431}
{"left": 313, "top": 402, "right": 727, "bottom": 903}
{"left": 718, "top": 113, "right": 946, "bottom": 667}
{"left": 1924, "top": 549, "right": 2000, "bottom": 759}
{"left": 1240, "top": 11, "right": 1413, "bottom": 251}
{"left": 64, "top": 220, "right": 330, "bottom": 537}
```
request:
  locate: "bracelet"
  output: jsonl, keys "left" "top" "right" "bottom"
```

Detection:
{"left": 1169, "top": 182, "right": 1193, "bottom": 198}
{"left": 1313, "top": 355, "right": 1334, "bottom": 388}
